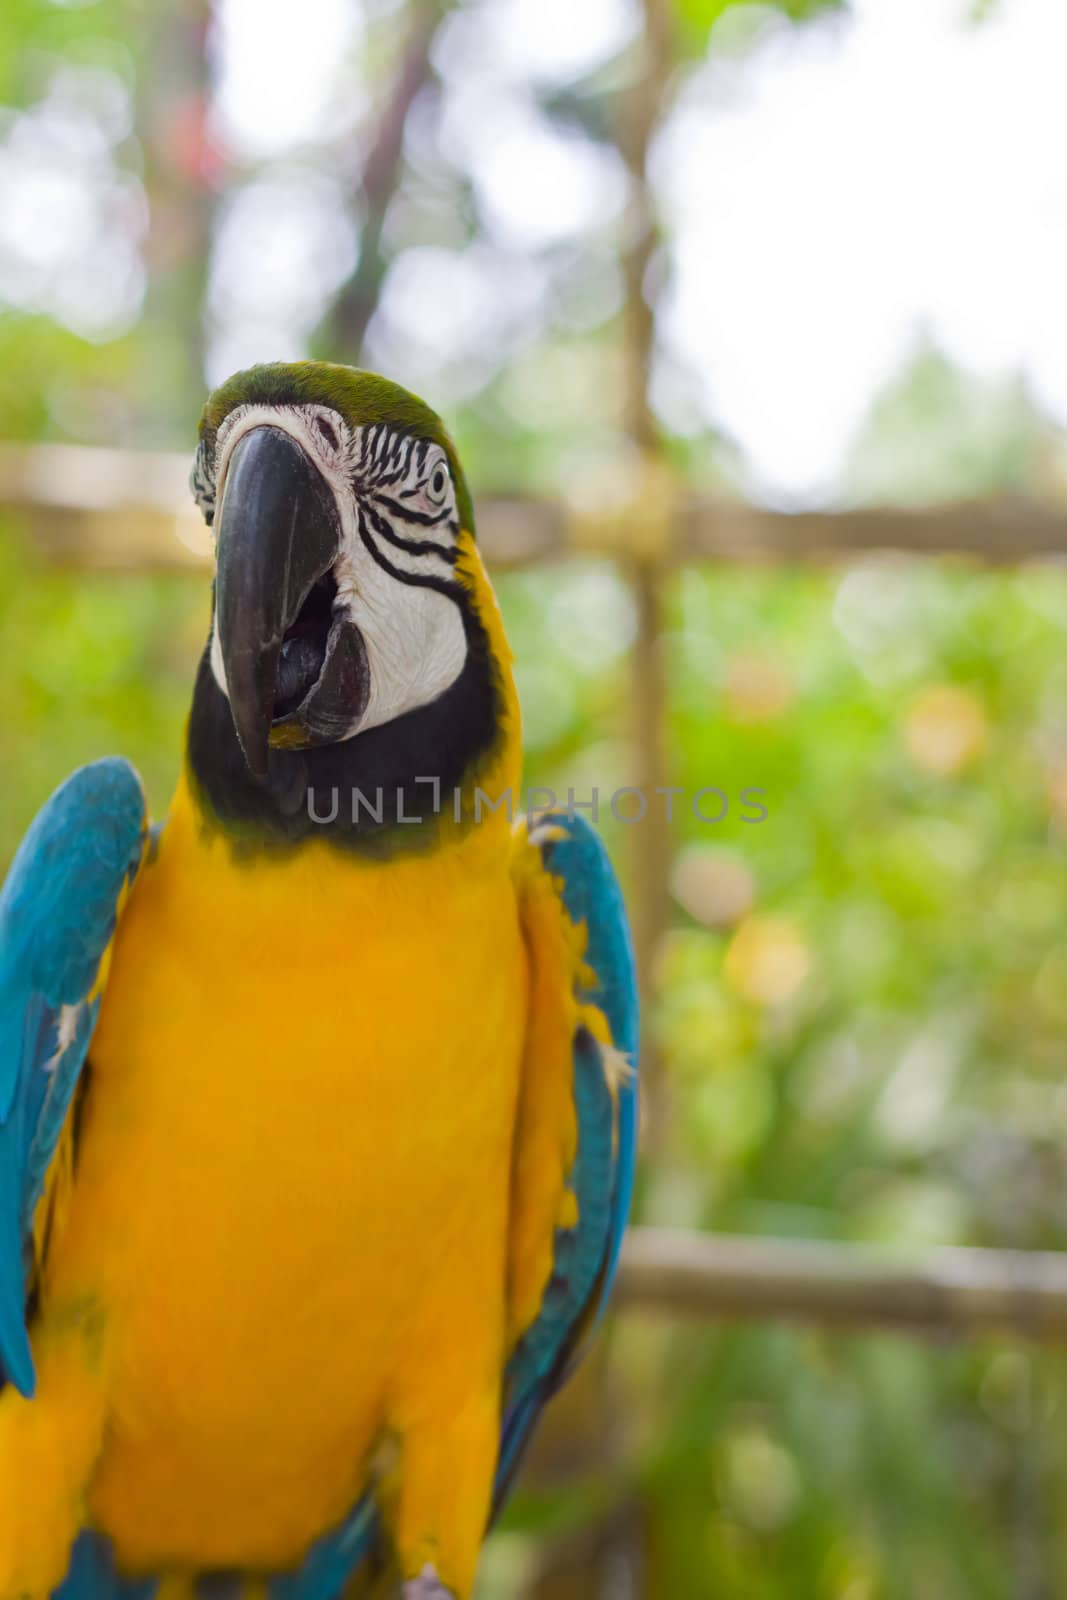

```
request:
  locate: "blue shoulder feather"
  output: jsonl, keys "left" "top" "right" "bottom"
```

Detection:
{"left": 0, "top": 759, "right": 145, "bottom": 1396}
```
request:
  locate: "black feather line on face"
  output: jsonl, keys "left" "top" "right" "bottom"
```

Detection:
{"left": 355, "top": 505, "right": 465, "bottom": 598}
{"left": 359, "top": 499, "right": 459, "bottom": 564}
{"left": 370, "top": 492, "right": 455, "bottom": 530}
{"left": 190, "top": 441, "right": 217, "bottom": 526}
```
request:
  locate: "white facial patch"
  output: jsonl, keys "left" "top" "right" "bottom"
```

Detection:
{"left": 202, "top": 402, "right": 469, "bottom": 741}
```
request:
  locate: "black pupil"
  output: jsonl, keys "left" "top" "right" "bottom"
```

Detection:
{"left": 432, "top": 468, "right": 445, "bottom": 495}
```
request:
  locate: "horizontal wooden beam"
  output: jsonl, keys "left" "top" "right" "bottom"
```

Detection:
{"left": 0, "top": 442, "right": 210, "bottom": 569}
{"left": 682, "top": 492, "right": 1067, "bottom": 564}
{"left": 3, "top": 442, "right": 1067, "bottom": 569}
{"left": 616, "top": 1228, "right": 1067, "bottom": 1340}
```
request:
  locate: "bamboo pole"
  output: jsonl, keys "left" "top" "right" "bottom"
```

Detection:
{"left": 517, "top": 10, "right": 681, "bottom": 1595}
{"left": 522, "top": 11, "right": 678, "bottom": 1595}
{"left": 617, "top": 0, "right": 677, "bottom": 1153}
{"left": 616, "top": 1228, "right": 1067, "bottom": 1340}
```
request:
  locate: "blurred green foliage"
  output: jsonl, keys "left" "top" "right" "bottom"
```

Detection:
{"left": 499, "top": 548, "right": 1067, "bottom": 1597}
{"left": 0, "top": 519, "right": 203, "bottom": 846}
{"left": 1, "top": 0, "right": 1066, "bottom": 1597}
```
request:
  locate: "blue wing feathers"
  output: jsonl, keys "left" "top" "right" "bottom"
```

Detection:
{"left": 547, "top": 818, "right": 639, "bottom": 1301}
{"left": 0, "top": 1038, "right": 35, "bottom": 1395}
{"left": 1, "top": 758, "right": 146, "bottom": 1002}
{"left": 0, "top": 758, "right": 145, "bottom": 1396}
{"left": 56, "top": 1531, "right": 155, "bottom": 1600}
{"left": 0, "top": 987, "right": 60, "bottom": 1393}
{"left": 268, "top": 1498, "right": 379, "bottom": 1600}
{"left": 25, "top": 999, "right": 100, "bottom": 1233}
{"left": 506, "top": 1030, "right": 616, "bottom": 1393}
{"left": 494, "top": 811, "right": 639, "bottom": 1514}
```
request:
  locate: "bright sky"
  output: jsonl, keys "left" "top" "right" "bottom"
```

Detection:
{"left": 212, "top": 0, "right": 367, "bottom": 159}
{"left": 218, "top": 0, "right": 1067, "bottom": 501}
{"left": 5, "top": 0, "right": 1067, "bottom": 499}
{"left": 658, "top": 0, "right": 1067, "bottom": 499}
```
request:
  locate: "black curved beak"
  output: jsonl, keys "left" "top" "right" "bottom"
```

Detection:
{"left": 214, "top": 426, "right": 342, "bottom": 779}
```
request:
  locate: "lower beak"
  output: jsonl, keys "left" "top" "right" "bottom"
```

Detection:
{"left": 214, "top": 425, "right": 343, "bottom": 779}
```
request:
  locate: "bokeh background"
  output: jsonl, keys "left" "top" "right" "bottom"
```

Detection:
{"left": 4, "top": 0, "right": 1067, "bottom": 1594}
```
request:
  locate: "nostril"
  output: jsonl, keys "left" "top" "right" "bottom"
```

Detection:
{"left": 313, "top": 415, "right": 339, "bottom": 452}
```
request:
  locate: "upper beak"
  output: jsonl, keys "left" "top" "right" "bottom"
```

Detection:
{"left": 214, "top": 425, "right": 342, "bottom": 779}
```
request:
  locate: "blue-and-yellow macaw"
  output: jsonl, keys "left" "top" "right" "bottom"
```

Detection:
{"left": 0, "top": 364, "right": 637, "bottom": 1600}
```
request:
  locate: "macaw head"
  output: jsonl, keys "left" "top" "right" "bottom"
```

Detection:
{"left": 185, "top": 362, "right": 519, "bottom": 849}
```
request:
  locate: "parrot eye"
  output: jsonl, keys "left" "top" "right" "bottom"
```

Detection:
{"left": 427, "top": 463, "right": 449, "bottom": 502}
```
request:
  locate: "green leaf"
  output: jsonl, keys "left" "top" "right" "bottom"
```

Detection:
{"left": 673, "top": 0, "right": 848, "bottom": 57}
